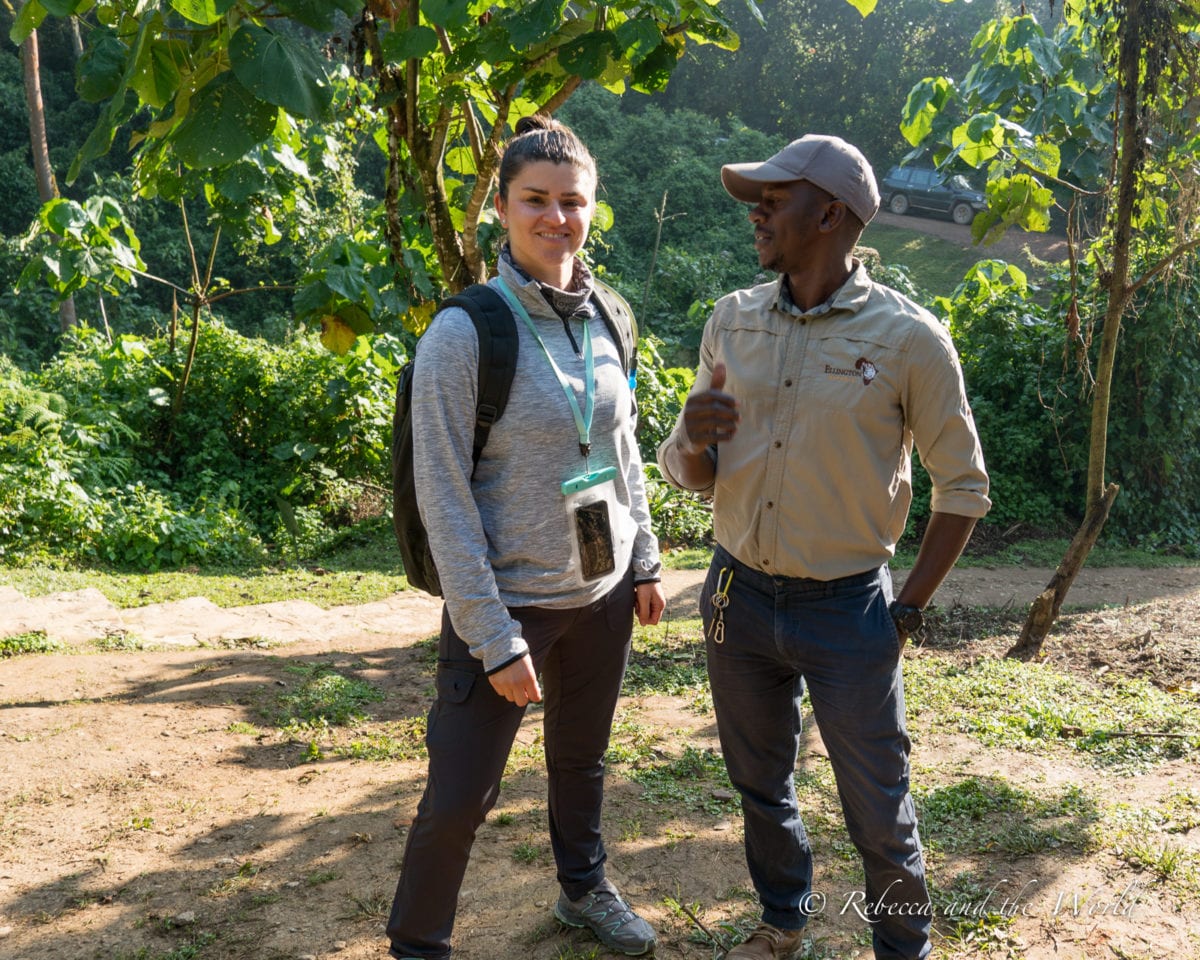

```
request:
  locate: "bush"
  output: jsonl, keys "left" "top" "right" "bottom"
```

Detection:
{"left": 2, "top": 321, "right": 401, "bottom": 568}
{"left": 942, "top": 281, "right": 1082, "bottom": 531}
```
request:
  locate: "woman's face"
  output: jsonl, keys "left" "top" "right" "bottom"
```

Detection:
{"left": 495, "top": 159, "right": 595, "bottom": 288}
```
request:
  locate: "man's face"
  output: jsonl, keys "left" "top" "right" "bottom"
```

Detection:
{"left": 748, "top": 180, "right": 834, "bottom": 274}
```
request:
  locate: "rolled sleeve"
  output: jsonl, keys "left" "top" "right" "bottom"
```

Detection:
{"left": 906, "top": 325, "right": 992, "bottom": 519}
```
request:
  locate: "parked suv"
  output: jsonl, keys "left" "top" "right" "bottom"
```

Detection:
{"left": 879, "top": 165, "right": 986, "bottom": 225}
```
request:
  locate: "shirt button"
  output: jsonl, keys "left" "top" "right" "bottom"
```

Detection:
{"left": 784, "top": 379, "right": 793, "bottom": 387}
{"left": 774, "top": 440, "right": 782, "bottom": 448}
{"left": 767, "top": 501, "right": 774, "bottom": 509}
{"left": 762, "top": 559, "right": 770, "bottom": 565}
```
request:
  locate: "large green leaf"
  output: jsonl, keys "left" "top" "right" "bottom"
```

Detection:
{"left": 630, "top": 36, "right": 682, "bottom": 93}
{"left": 381, "top": 25, "right": 439, "bottom": 62}
{"left": 952, "top": 112, "right": 1004, "bottom": 167}
{"left": 230, "top": 24, "right": 333, "bottom": 121}
{"left": 900, "top": 77, "right": 954, "bottom": 147}
{"left": 557, "top": 32, "right": 617, "bottom": 81}
{"left": 273, "top": 0, "right": 363, "bottom": 31}
{"left": 77, "top": 31, "right": 129, "bottom": 103}
{"left": 41, "top": 0, "right": 89, "bottom": 14}
{"left": 841, "top": 0, "right": 878, "bottom": 16}
{"left": 172, "top": 74, "right": 279, "bottom": 169}
{"left": 68, "top": 21, "right": 151, "bottom": 184}
{"left": 503, "top": 0, "right": 568, "bottom": 49}
{"left": 216, "top": 161, "right": 272, "bottom": 203}
{"left": 614, "top": 19, "right": 663, "bottom": 68}
{"left": 10, "top": 0, "right": 47, "bottom": 45}
{"left": 169, "top": 0, "right": 237, "bottom": 26}
{"left": 423, "top": 0, "right": 473, "bottom": 30}
{"left": 131, "top": 37, "right": 184, "bottom": 110}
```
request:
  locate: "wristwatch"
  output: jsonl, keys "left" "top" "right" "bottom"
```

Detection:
{"left": 888, "top": 600, "right": 924, "bottom": 636}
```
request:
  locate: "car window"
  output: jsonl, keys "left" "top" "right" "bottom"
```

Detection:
{"left": 948, "top": 175, "right": 973, "bottom": 190}
{"left": 887, "top": 168, "right": 910, "bottom": 185}
{"left": 910, "top": 169, "right": 935, "bottom": 188}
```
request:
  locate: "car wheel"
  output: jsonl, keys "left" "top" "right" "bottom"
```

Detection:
{"left": 889, "top": 193, "right": 909, "bottom": 215}
{"left": 952, "top": 202, "right": 974, "bottom": 225}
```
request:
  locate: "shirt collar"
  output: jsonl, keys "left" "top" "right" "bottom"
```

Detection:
{"left": 773, "top": 259, "right": 872, "bottom": 319}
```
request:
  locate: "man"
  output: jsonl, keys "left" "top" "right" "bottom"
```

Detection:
{"left": 657, "top": 135, "right": 990, "bottom": 960}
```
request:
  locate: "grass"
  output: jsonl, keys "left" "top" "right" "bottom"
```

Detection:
{"left": 268, "top": 661, "right": 385, "bottom": 728}
{"left": 0, "top": 630, "right": 59, "bottom": 657}
{"left": 623, "top": 745, "right": 740, "bottom": 816}
{"left": 624, "top": 619, "right": 709, "bottom": 701}
{"left": 331, "top": 717, "right": 427, "bottom": 761}
{"left": 861, "top": 221, "right": 988, "bottom": 301}
{"left": 906, "top": 656, "right": 1200, "bottom": 769}
{"left": 917, "top": 776, "right": 1099, "bottom": 857}
{"left": 2, "top": 517, "right": 1196, "bottom": 613}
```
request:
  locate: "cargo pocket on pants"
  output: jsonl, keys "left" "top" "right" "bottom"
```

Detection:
{"left": 435, "top": 662, "right": 479, "bottom": 704}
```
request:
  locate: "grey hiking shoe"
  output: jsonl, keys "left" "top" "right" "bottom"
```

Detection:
{"left": 554, "top": 879, "right": 657, "bottom": 956}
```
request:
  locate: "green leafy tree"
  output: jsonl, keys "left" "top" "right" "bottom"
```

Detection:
{"left": 653, "top": 0, "right": 1014, "bottom": 168}
{"left": 5, "top": 0, "right": 77, "bottom": 329}
{"left": 902, "top": 0, "right": 1200, "bottom": 655}
{"left": 15, "top": 0, "right": 751, "bottom": 349}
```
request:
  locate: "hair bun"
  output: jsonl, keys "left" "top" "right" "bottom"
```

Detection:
{"left": 514, "top": 114, "right": 559, "bottom": 137}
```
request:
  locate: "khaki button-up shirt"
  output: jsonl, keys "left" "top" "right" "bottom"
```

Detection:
{"left": 658, "top": 263, "right": 991, "bottom": 581}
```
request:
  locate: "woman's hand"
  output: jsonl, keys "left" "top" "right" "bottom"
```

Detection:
{"left": 635, "top": 581, "right": 666, "bottom": 626}
{"left": 488, "top": 653, "right": 542, "bottom": 707}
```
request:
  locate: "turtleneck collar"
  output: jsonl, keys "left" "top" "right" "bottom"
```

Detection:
{"left": 499, "top": 244, "right": 595, "bottom": 321}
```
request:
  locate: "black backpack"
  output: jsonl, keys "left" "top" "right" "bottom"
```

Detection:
{"left": 392, "top": 281, "right": 638, "bottom": 596}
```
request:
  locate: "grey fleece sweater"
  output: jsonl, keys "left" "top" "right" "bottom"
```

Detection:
{"left": 411, "top": 258, "right": 660, "bottom": 672}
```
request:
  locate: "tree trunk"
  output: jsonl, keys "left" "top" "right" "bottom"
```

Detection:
{"left": 1011, "top": 0, "right": 1145, "bottom": 657}
{"left": 21, "top": 23, "right": 77, "bottom": 330}
{"left": 1006, "top": 482, "right": 1119, "bottom": 658}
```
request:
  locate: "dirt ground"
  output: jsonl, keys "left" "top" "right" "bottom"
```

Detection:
{"left": 1, "top": 562, "right": 1198, "bottom": 960}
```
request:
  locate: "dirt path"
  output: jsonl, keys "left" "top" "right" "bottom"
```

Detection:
{"left": 1, "top": 567, "right": 1197, "bottom": 960}
{"left": 870, "top": 209, "right": 1069, "bottom": 264}
{"left": 4, "top": 565, "right": 1198, "bottom": 651}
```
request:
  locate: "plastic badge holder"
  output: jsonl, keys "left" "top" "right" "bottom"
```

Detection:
{"left": 561, "top": 467, "right": 633, "bottom": 587}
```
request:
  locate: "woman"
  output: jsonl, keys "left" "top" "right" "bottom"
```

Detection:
{"left": 385, "top": 114, "right": 666, "bottom": 960}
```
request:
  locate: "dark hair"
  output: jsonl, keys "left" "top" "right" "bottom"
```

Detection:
{"left": 496, "top": 114, "right": 597, "bottom": 200}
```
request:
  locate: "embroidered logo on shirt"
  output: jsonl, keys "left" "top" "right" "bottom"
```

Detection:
{"left": 824, "top": 357, "right": 878, "bottom": 385}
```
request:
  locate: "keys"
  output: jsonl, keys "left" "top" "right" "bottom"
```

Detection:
{"left": 707, "top": 566, "right": 733, "bottom": 644}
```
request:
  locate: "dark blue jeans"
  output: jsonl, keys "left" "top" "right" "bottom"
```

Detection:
{"left": 702, "top": 544, "right": 931, "bottom": 960}
{"left": 386, "top": 569, "right": 634, "bottom": 960}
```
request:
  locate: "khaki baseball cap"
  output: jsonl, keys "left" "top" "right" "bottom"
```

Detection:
{"left": 721, "top": 134, "right": 880, "bottom": 225}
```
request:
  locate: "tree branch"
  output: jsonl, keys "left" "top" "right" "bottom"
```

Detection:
{"left": 461, "top": 88, "right": 514, "bottom": 279}
{"left": 540, "top": 76, "right": 583, "bottom": 116}
{"left": 1126, "top": 235, "right": 1200, "bottom": 297}
{"left": 207, "top": 283, "right": 295, "bottom": 304}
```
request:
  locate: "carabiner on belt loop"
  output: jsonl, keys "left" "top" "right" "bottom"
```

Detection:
{"left": 708, "top": 566, "right": 734, "bottom": 644}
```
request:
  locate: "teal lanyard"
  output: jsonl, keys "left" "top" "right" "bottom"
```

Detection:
{"left": 495, "top": 278, "right": 595, "bottom": 462}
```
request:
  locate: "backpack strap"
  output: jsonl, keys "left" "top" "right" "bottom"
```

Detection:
{"left": 438, "top": 284, "right": 520, "bottom": 474}
{"left": 592, "top": 280, "right": 639, "bottom": 409}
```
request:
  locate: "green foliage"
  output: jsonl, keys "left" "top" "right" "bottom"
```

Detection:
{"left": 632, "top": 334, "right": 713, "bottom": 548}
{"left": 1, "top": 320, "right": 400, "bottom": 568}
{"left": 906, "top": 656, "right": 1200, "bottom": 770}
{"left": 935, "top": 264, "right": 1080, "bottom": 531}
{"left": 270, "top": 662, "right": 384, "bottom": 727}
{"left": 899, "top": 9, "right": 1115, "bottom": 236}
{"left": 653, "top": 0, "right": 1009, "bottom": 169}
{"left": 625, "top": 745, "right": 739, "bottom": 815}
{"left": 24, "top": 0, "right": 741, "bottom": 352}
{"left": 562, "top": 86, "right": 774, "bottom": 345}
{"left": 1101, "top": 278, "right": 1200, "bottom": 549}
{"left": 0, "top": 630, "right": 60, "bottom": 658}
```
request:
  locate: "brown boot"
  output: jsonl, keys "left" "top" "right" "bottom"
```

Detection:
{"left": 725, "top": 923, "right": 806, "bottom": 959}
